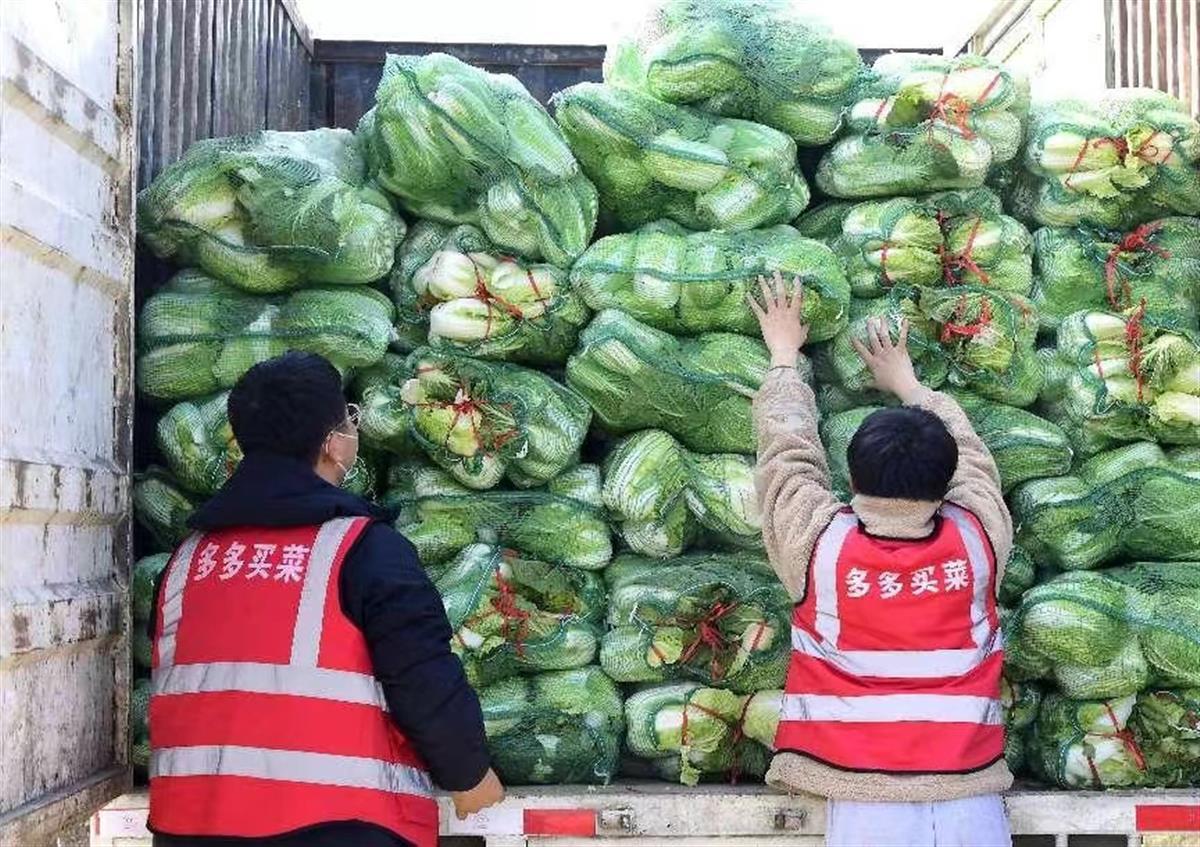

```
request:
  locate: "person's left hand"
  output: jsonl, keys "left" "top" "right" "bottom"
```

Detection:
{"left": 748, "top": 270, "right": 809, "bottom": 368}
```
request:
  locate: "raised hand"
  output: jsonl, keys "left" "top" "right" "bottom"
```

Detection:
{"left": 850, "top": 316, "right": 922, "bottom": 402}
{"left": 748, "top": 270, "right": 809, "bottom": 369}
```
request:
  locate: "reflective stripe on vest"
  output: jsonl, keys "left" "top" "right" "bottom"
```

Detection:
{"left": 790, "top": 626, "right": 1002, "bottom": 679}
{"left": 153, "top": 661, "right": 386, "bottom": 708}
{"left": 151, "top": 745, "right": 433, "bottom": 798}
{"left": 780, "top": 693, "right": 1004, "bottom": 725}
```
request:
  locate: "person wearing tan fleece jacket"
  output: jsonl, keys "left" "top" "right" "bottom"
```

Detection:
{"left": 749, "top": 274, "right": 1014, "bottom": 847}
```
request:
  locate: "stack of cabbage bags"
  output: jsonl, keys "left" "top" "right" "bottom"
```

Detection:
{"left": 359, "top": 53, "right": 597, "bottom": 267}
{"left": 816, "top": 54, "right": 1029, "bottom": 198}
{"left": 390, "top": 221, "right": 590, "bottom": 363}
{"left": 138, "top": 128, "right": 406, "bottom": 292}
{"left": 1007, "top": 563, "right": 1200, "bottom": 788}
{"left": 604, "top": 0, "right": 862, "bottom": 145}
{"left": 1012, "top": 89, "right": 1200, "bottom": 228}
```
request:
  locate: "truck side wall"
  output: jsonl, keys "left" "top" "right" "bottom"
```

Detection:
{"left": 0, "top": 0, "right": 137, "bottom": 841}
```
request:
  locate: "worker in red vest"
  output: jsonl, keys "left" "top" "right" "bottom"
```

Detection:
{"left": 147, "top": 352, "right": 504, "bottom": 847}
{"left": 749, "top": 274, "right": 1013, "bottom": 847}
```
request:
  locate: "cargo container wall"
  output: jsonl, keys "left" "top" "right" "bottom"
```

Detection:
{"left": 0, "top": 0, "right": 138, "bottom": 842}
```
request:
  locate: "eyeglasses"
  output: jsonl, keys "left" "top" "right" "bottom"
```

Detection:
{"left": 328, "top": 403, "right": 361, "bottom": 442}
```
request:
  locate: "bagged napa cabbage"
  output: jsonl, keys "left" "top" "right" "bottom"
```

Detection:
{"left": 359, "top": 53, "right": 596, "bottom": 267}
{"left": 624, "top": 683, "right": 781, "bottom": 785}
{"left": 137, "top": 270, "right": 397, "bottom": 402}
{"left": 131, "top": 677, "right": 151, "bottom": 771}
{"left": 1029, "top": 692, "right": 1145, "bottom": 788}
{"left": 601, "top": 552, "right": 790, "bottom": 693}
{"left": 603, "top": 0, "right": 862, "bottom": 146}
{"left": 821, "top": 393, "right": 1071, "bottom": 497}
{"left": 434, "top": 544, "right": 605, "bottom": 686}
{"left": 1012, "top": 443, "right": 1200, "bottom": 571}
{"left": 138, "top": 128, "right": 404, "bottom": 292}
{"left": 815, "top": 288, "right": 1043, "bottom": 408}
{"left": 132, "top": 553, "right": 171, "bottom": 624}
{"left": 1013, "top": 89, "right": 1200, "bottom": 228}
{"left": 1031, "top": 218, "right": 1200, "bottom": 330}
{"left": 133, "top": 468, "right": 200, "bottom": 550}
{"left": 353, "top": 354, "right": 421, "bottom": 457}
{"left": 571, "top": 220, "right": 849, "bottom": 341}
{"left": 553, "top": 82, "right": 809, "bottom": 232}
{"left": 795, "top": 201, "right": 856, "bottom": 242}
{"left": 391, "top": 349, "right": 591, "bottom": 489}
{"left": 832, "top": 188, "right": 1033, "bottom": 298}
{"left": 998, "top": 545, "right": 1039, "bottom": 608}
{"left": 1006, "top": 563, "right": 1200, "bottom": 701}
{"left": 390, "top": 221, "right": 589, "bottom": 364}
{"left": 479, "top": 666, "right": 624, "bottom": 784}
{"left": 1131, "top": 688, "right": 1200, "bottom": 787}
{"left": 155, "top": 392, "right": 378, "bottom": 498}
{"left": 1040, "top": 309, "right": 1200, "bottom": 456}
{"left": 603, "top": 430, "right": 761, "bottom": 558}
{"left": 816, "top": 53, "right": 1028, "bottom": 199}
{"left": 389, "top": 462, "right": 612, "bottom": 571}
{"left": 567, "top": 309, "right": 786, "bottom": 454}
{"left": 1001, "top": 676, "right": 1042, "bottom": 774}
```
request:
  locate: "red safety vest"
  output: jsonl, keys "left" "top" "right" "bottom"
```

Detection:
{"left": 148, "top": 517, "right": 438, "bottom": 846}
{"left": 774, "top": 504, "right": 1004, "bottom": 774}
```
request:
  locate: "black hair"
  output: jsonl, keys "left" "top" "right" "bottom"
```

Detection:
{"left": 227, "top": 352, "right": 347, "bottom": 463}
{"left": 847, "top": 406, "right": 958, "bottom": 501}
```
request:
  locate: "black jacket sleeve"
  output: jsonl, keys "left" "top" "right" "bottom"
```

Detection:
{"left": 339, "top": 522, "right": 491, "bottom": 792}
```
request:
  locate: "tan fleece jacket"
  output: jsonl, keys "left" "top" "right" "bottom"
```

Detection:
{"left": 753, "top": 364, "right": 1014, "bottom": 803}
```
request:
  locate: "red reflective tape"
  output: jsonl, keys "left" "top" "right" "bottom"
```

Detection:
{"left": 523, "top": 809, "right": 596, "bottom": 836}
{"left": 1136, "top": 804, "right": 1200, "bottom": 832}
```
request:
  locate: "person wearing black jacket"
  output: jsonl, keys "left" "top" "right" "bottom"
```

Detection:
{"left": 149, "top": 352, "right": 503, "bottom": 846}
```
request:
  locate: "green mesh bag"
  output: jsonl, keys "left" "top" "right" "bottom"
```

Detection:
{"left": 390, "top": 462, "right": 612, "bottom": 571}
{"left": 820, "top": 393, "right": 1070, "bottom": 498}
{"left": 832, "top": 188, "right": 1033, "bottom": 298}
{"left": 1007, "top": 563, "right": 1200, "bottom": 701}
{"left": 816, "top": 288, "right": 1043, "bottom": 408}
{"left": 1012, "top": 443, "right": 1200, "bottom": 571}
{"left": 623, "top": 683, "right": 780, "bottom": 785}
{"left": 1031, "top": 218, "right": 1200, "bottom": 331}
{"left": 132, "top": 553, "right": 171, "bottom": 624}
{"left": 479, "top": 666, "right": 624, "bottom": 785}
{"left": 601, "top": 552, "right": 790, "bottom": 693}
{"left": 1131, "top": 688, "right": 1200, "bottom": 787}
{"left": 553, "top": 82, "right": 809, "bottom": 232}
{"left": 138, "top": 128, "right": 405, "bottom": 292}
{"left": 795, "top": 201, "right": 856, "bottom": 242}
{"left": 435, "top": 544, "right": 604, "bottom": 686}
{"left": 155, "top": 392, "right": 379, "bottom": 499}
{"left": 1039, "top": 309, "right": 1200, "bottom": 456}
{"left": 998, "top": 545, "right": 1039, "bottom": 608}
{"left": 1028, "top": 692, "right": 1146, "bottom": 788}
{"left": 602, "top": 0, "right": 862, "bottom": 146}
{"left": 359, "top": 53, "right": 596, "bottom": 267}
{"left": 131, "top": 677, "right": 152, "bottom": 772}
{"left": 571, "top": 220, "right": 849, "bottom": 341}
{"left": 1013, "top": 89, "right": 1200, "bottom": 229}
{"left": 567, "top": 309, "right": 789, "bottom": 454}
{"left": 137, "top": 269, "right": 397, "bottom": 403}
{"left": 354, "top": 353, "right": 420, "bottom": 458}
{"left": 1001, "top": 676, "right": 1042, "bottom": 775}
{"left": 816, "top": 53, "right": 1028, "bottom": 199}
{"left": 390, "top": 221, "right": 589, "bottom": 364}
{"left": 603, "top": 430, "right": 761, "bottom": 558}
{"left": 134, "top": 468, "right": 200, "bottom": 551}
{"left": 388, "top": 348, "right": 591, "bottom": 489}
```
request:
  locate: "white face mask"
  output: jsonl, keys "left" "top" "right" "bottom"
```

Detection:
{"left": 327, "top": 429, "right": 358, "bottom": 485}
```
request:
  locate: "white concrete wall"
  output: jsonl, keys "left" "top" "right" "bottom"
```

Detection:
{"left": 0, "top": 0, "right": 137, "bottom": 840}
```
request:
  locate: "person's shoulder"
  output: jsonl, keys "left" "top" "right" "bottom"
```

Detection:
{"left": 350, "top": 520, "right": 421, "bottom": 570}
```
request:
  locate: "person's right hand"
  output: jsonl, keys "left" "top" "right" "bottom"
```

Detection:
{"left": 452, "top": 768, "right": 505, "bottom": 820}
{"left": 850, "top": 316, "right": 923, "bottom": 402}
